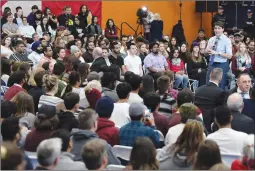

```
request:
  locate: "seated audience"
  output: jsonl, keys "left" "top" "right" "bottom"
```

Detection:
{"left": 226, "top": 93, "right": 254, "bottom": 134}
{"left": 143, "top": 92, "right": 169, "bottom": 136}
{"left": 229, "top": 73, "right": 252, "bottom": 99}
{"left": 50, "top": 129, "right": 86, "bottom": 170}
{"left": 85, "top": 87, "right": 102, "bottom": 109}
{"left": 168, "top": 48, "right": 188, "bottom": 89}
{"left": 162, "top": 70, "right": 179, "bottom": 99}
{"left": 28, "top": 70, "right": 47, "bottom": 113}
{"left": 168, "top": 88, "right": 197, "bottom": 128}
{"left": 10, "top": 91, "right": 36, "bottom": 129}
{"left": 156, "top": 76, "right": 177, "bottom": 116}
{"left": 81, "top": 138, "right": 108, "bottom": 170}
{"left": 38, "top": 74, "right": 65, "bottom": 111}
{"left": 157, "top": 120, "right": 204, "bottom": 170}
{"left": 28, "top": 41, "right": 43, "bottom": 69}
{"left": 95, "top": 96, "right": 119, "bottom": 146}
{"left": 165, "top": 103, "right": 198, "bottom": 147}
{"left": 4, "top": 70, "right": 26, "bottom": 101}
{"left": 127, "top": 74, "right": 143, "bottom": 104}
{"left": 138, "top": 75, "right": 155, "bottom": 98}
{"left": 10, "top": 41, "right": 32, "bottom": 65}
{"left": 101, "top": 72, "right": 119, "bottom": 102}
{"left": 90, "top": 47, "right": 106, "bottom": 73}
{"left": 104, "top": 19, "right": 118, "bottom": 41}
{"left": 1, "top": 142, "right": 26, "bottom": 170}
{"left": 108, "top": 42, "right": 125, "bottom": 73}
{"left": 1, "top": 117, "right": 33, "bottom": 170}
{"left": 24, "top": 105, "right": 59, "bottom": 152}
{"left": 195, "top": 68, "right": 224, "bottom": 132}
{"left": 39, "top": 46, "right": 56, "bottom": 74}
{"left": 35, "top": 138, "right": 62, "bottom": 170}
{"left": 58, "top": 92, "right": 79, "bottom": 132}
{"left": 206, "top": 106, "right": 248, "bottom": 155}
{"left": 187, "top": 42, "right": 207, "bottom": 86}
{"left": 242, "top": 86, "right": 255, "bottom": 122}
{"left": 110, "top": 82, "right": 132, "bottom": 127}
{"left": 126, "top": 137, "right": 159, "bottom": 170}
{"left": 193, "top": 140, "right": 228, "bottom": 170}
{"left": 231, "top": 134, "right": 254, "bottom": 170}
{"left": 70, "top": 109, "right": 120, "bottom": 164}
{"left": 119, "top": 103, "right": 160, "bottom": 147}
{"left": 124, "top": 42, "right": 143, "bottom": 76}
{"left": 19, "top": 16, "right": 36, "bottom": 38}
{"left": 2, "top": 12, "right": 21, "bottom": 36}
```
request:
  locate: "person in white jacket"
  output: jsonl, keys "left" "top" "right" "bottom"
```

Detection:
{"left": 19, "top": 17, "right": 35, "bottom": 38}
{"left": 36, "top": 16, "right": 53, "bottom": 38}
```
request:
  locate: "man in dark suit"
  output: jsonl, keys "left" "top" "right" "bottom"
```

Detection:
{"left": 242, "top": 86, "right": 255, "bottom": 122}
{"left": 229, "top": 73, "right": 252, "bottom": 99}
{"left": 213, "top": 93, "right": 254, "bottom": 134}
{"left": 195, "top": 68, "right": 224, "bottom": 132}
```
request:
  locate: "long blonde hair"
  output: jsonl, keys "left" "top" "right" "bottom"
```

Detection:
{"left": 191, "top": 46, "right": 202, "bottom": 62}
{"left": 28, "top": 67, "right": 45, "bottom": 86}
{"left": 235, "top": 43, "right": 251, "bottom": 58}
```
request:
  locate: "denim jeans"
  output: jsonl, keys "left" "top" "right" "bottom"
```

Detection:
{"left": 174, "top": 74, "right": 189, "bottom": 89}
{"left": 206, "top": 62, "right": 229, "bottom": 90}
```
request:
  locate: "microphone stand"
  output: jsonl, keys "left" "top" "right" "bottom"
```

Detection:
{"left": 179, "top": 0, "right": 182, "bottom": 21}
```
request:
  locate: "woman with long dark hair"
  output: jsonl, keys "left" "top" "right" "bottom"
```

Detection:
{"left": 179, "top": 42, "right": 190, "bottom": 64}
{"left": 126, "top": 137, "right": 159, "bottom": 170}
{"left": 87, "top": 16, "right": 102, "bottom": 35}
{"left": 169, "top": 37, "right": 180, "bottom": 52}
{"left": 70, "top": 16, "right": 86, "bottom": 39}
{"left": 187, "top": 42, "right": 207, "bottom": 87}
{"left": 193, "top": 140, "right": 227, "bottom": 170}
{"left": 13, "top": 6, "right": 23, "bottom": 26}
{"left": 1, "top": 36, "right": 14, "bottom": 58}
{"left": 36, "top": 16, "right": 53, "bottom": 38}
{"left": 78, "top": 4, "right": 92, "bottom": 28}
{"left": 43, "top": 7, "right": 57, "bottom": 30}
{"left": 104, "top": 19, "right": 118, "bottom": 41}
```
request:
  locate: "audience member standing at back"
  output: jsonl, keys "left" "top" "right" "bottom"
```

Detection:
{"left": 205, "top": 21, "right": 232, "bottom": 90}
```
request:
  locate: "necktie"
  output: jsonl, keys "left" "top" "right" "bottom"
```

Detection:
{"left": 241, "top": 93, "right": 245, "bottom": 99}
{"left": 209, "top": 37, "right": 220, "bottom": 66}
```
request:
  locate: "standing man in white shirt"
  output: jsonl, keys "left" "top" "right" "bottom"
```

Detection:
{"left": 19, "top": 17, "right": 36, "bottom": 38}
{"left": 124, "top": 42, "right": 143, "bottom": 76}
{"left": 207, "top": 105, "right": 248, "bottom": 155}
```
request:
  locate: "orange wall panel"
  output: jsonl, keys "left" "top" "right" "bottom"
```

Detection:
{"left": 102, "top": 1, "right": 212, "bottom": 45}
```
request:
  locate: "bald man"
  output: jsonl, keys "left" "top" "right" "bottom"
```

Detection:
{"left": 212, "top": 93, "right": 254, "bottom": 134}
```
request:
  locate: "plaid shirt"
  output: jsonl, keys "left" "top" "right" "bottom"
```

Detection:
{"left": 119, "top": 121, "right": 160, "bottom": 147}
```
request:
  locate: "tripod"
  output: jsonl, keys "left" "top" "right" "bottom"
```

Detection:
{"left": 135, "top": 18, "right": 144, "bottom": 38}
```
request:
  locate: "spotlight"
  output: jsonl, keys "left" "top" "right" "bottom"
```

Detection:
{"left": 141, "top": 6, "right": 148, "bottom": 11}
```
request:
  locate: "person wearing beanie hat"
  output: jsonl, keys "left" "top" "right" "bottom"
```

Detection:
{"left": 119, "top": 103, "right": 160, "bottom": 147}
{"left": 85, "top": 87, "right": 101, "bottom": 109}
{"left": 212, "top": 5, "right": 228, "bottom": 35}
{"left": 28, "top": 41, "right": 43, "bottom": 68}
{"left": 192, "top": 28, "right": 208, "bottom": 44}
{"left": 187, "top": 41, "right": 207, "bottom": 86}
{"left": 95, "top": 96, "right": 119, "bottom": 146}
{"left": 243, "top": 9, "right": 255, "bottom": 39}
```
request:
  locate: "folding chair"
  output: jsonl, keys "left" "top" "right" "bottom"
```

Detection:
{"left": 106, "top": 164, "right": 126, "bottom": 170}
{"left": 184, "top": 63, "right": 199, "bottom": 93}
{"left": 112, "top": 145, "right": 132, "bottom": 161}
{"left": 25, "top": 151, "right": 38, "bottom": 169}
{"left": 221, "top": 153, "right": 241, "bottom": 167}
{"left": 155, "top": 130, "right": 164, "bottom": 142}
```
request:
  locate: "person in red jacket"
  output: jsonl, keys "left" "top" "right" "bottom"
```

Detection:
{"left": 95, "top": 96, "right": 119, "bottom": 146}
{"left": 168, "top": 48, "right": 188, "bottom": 89}
{"left": 104, "top": 19, "right": 118, "bottom": 41}
{"left": 4, "top": 70, "right": 26, "bottom": 101}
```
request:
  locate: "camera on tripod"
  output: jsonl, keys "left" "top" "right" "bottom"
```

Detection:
{"left": 136, "top": 6, "right": 148, "bottom": 25}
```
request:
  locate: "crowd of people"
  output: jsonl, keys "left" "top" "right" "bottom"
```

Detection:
{"left": 1, "top": 4, "right": 255, "bottom": 171}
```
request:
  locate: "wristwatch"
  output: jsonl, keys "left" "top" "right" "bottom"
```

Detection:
{"left": 218, "top": 52, "right": 222, "bottom": 56}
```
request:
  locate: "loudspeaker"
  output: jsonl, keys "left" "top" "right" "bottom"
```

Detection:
{"left": 207, "top": 1, "right": 218, "bottom": 12}
{"left": 196, "top": 1, "right": 206, "bottom": 13}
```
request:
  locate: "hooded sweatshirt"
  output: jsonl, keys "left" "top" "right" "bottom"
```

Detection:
{"left": 71, "top": 130, "right": 120, "bottom": 165}
{"left": 58, "top": 111, "right": 78, "bottom": 132}
{"left": 96, "top": 118, "right": 119, "bottom": 146}
{"left": 157, "top": 148, "right": 193, "bottom": 170}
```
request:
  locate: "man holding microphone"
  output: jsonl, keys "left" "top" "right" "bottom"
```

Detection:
{"left": 206, "top": 21, "right": 232, "bottom": 89}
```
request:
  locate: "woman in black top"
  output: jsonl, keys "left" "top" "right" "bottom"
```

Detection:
{"left": 87, "top": 16, "right": 102, "bottom": 35}
{"left": 179, "top": 42, "right": 190, "bottom": 64}
{"left": 70, "top": 16, "right": 86, "bottom": 39}
{"left": 78, "top": 4, "right": 92, "bottom": 28}
{"left": 169, "top": 37, "right": 179, "bottom": 52}
{"left": 43, "top": 7, "right": 58, "bottom": 30}
{"left": 187, "top": 42, "right": 207, "bottom": 87}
